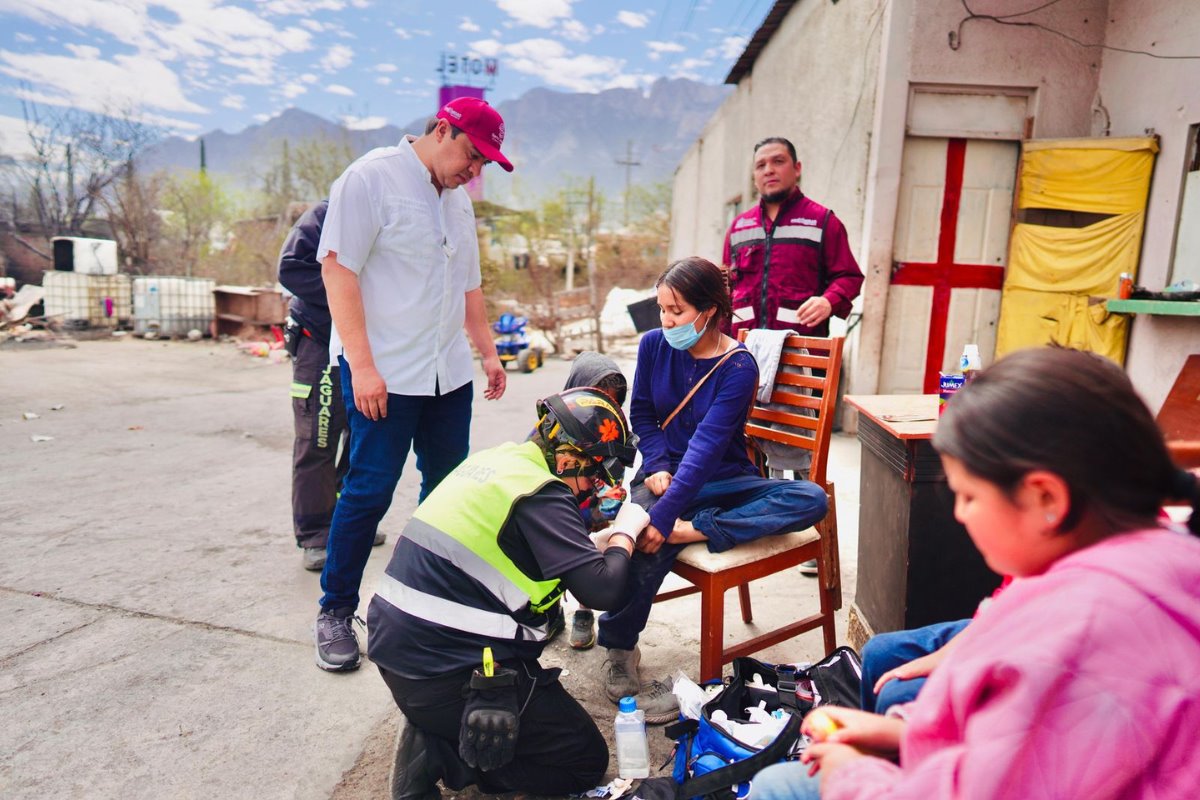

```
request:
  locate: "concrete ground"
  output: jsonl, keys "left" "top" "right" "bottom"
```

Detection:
{"left": 0, "top": 336, "right": 859, "bottom": 800}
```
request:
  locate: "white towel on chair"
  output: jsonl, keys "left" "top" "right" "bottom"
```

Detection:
{"left": 744, "top": 329, "right": 790, "bottom": 404}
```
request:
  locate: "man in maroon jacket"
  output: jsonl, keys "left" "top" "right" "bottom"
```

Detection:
{"left": 722, "top": 137, "right": 863, "bottom": 338}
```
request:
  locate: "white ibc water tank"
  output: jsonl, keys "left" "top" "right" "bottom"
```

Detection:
{"left": 133, "top": 276, "right": 215, "bottom": 336}
{"left": 51, "top": 237, "right": 119, "bottom": 275}
{"left": 42, "top": 271, "right": 132, "bottom": 328}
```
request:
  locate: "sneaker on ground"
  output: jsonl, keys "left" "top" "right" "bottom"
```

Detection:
{"left": 569, "top": 609, "right": 596, "bottom": 650}
{"left": 302, "top": 546, "right": 326, "bottom": 572}
{"left": 315, "top": 607, "right": 363, "bottom": 671}
{"left": 637, "top": 678, "right": 681, "bottom": 724}
{"left": 545, "top": 610, "right": 566, "bottom": 642}
{"left": 603, "top": 647, "right": 641, "bottom": 702}
{"left": 374, "top": 531, "right": 387, "bottom": 547}
{"left": 389, "top": 715, "right": 443, "bottom": 800}
{"left": 798, "top": 558, "right": 819, "bottom": 576}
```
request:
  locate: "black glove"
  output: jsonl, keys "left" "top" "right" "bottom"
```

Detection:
{"left": 459, "top": 665, "right": 521, "bottom": 771}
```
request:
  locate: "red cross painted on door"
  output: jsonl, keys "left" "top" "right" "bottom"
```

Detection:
{"left": 880, "top": 137, "right": 1017, "bottom": 394}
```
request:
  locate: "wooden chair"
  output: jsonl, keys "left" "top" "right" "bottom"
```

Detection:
{"left": 652, "top": 333, "right": 844, "bottom": 681}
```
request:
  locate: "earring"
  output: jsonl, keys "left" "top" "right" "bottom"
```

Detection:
{"left": 1045, "top": 513, "right": 1056, "bottom": 523}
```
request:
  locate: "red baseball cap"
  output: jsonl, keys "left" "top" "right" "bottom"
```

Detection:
{"left": 436, "top": 97, "right": 513, "bottom": 173}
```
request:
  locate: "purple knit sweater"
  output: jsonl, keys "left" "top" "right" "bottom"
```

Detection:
{"left": 630, "top": 329, "right": 760, "bottom": 534}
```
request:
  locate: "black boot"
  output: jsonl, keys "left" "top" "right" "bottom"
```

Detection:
{"left": 389, "top": 717, "right": 443, "bottom": 800}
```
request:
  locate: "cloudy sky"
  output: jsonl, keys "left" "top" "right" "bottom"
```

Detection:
{"left": 0, "top": 0, "right": 767, "bottom": 150}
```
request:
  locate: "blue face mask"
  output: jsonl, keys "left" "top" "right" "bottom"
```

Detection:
{"left": 663, "top": 312, "right": 709, "bottom": 351}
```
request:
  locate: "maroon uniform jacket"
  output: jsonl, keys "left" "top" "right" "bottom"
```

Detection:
{"left": 722, "top": 188, "right": 864, "bottom": 338}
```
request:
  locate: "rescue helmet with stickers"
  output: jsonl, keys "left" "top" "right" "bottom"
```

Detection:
{"left": 534, "top": 388, "right": 638, "bottom": 486}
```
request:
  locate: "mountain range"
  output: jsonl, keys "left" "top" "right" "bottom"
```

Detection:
{"left": 141, "top": 77, "right": 730, "bottom": 213}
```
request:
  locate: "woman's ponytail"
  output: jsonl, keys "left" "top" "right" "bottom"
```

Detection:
{"left": 1171, "top": 469, "right": 1200, "bottom": 535}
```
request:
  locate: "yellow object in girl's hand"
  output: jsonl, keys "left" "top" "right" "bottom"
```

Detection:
{"left": 806, "top": 709, "right": 841, "bottom": 742}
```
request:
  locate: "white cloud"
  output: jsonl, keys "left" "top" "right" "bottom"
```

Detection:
{"left": 467, "top": 39, "right": 504, "bottom": 58}
{"left": 15, "top": 32, "right": 35, "bottom": 43}
{"left": 221, "top": 55, "right": 276, "bottom": 85}
{"left": 221, "top": 93, "right": 245, "bottom": 109}
{"left": 375, "top": 76, "right": 391, "bottom": 86}
{"left": 321, "top": 44, "right": 354, "bottom": 72}
{"left": 487, "top": 37, "right": 627, "bottom": 93}
{"left": 560, "top": 19, "right": 589, "bottom": 42}
{"left": 262, "top": 0, "right": 347, "bottom": 14}
{"left": 460, "top": 16, "right": 481, "bottom": 33}
{"left": 342, "top": 114, "right": 386, "bottom": 130}
{"left": 64, "top": 43, "right": 100, "bottom": 59}
{"left": 350, "top": 0, "right": 369, "bottom": 7}
{"left": 676, "top": 57, "right": 711, "bottom": 70}
{"left": 300, "top": 73, "right": 319, "bottom": 83}
{"left": 372, "top": 62, "right": 398, "bottom": 72}
{"left": 647, "top": 40, "right": 685, "bottom": 60}
{"left": 412, "top": 29, "right": 432, "bottom": 36}
{"left": 720, "top": 35, "right": 748, "bottom": 59}
{"left": 0, "top": 48, "right": 207, "bottom": 114}
{"left": 616, "top": 10, "right": 648, "bottom": 28}
{"left": 281, "top": 82, "right": 307, "bottom": 98}
{"left": 326, "top": 83, "right": 355, "bottom": 96}
{"left": 394, "top": 27, "right": 412, "bottom": 39}
{"left": 498, "top": 0, "right": 574, "bottom": 29}
{"left": 253, "top": 112, "right": 270, "bottom": 122}
{"left": 300, "top": 19, "right": 327, "bottom": 32}
{"left": 0, "top": 113, "right": 37, "bottom": 158}
{"left": 592, "top": 23, "right": 606, "bottom": 35}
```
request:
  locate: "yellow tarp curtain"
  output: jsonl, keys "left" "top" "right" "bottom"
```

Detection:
{"left": 995, "top": 136, "right": 1158, "bottom": 364}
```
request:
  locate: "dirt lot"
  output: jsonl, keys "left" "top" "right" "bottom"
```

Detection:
{"left": 0, "top": 336, "right": 858, "bottom": 799}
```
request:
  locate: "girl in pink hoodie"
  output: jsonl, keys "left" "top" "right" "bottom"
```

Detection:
{"left": 752, "top": 346, "right": 1200, "bottom": 800}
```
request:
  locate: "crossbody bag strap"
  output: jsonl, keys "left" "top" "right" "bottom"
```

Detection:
{"left": 661, "top": 348, "right": 740, "bottom": 430}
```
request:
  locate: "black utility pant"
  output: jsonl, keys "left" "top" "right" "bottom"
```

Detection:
{"left": 380, "top": 661, "right": 608, "bottom": 796}
{"left": 290, "top": 331, "right": 347, "bottom": 549}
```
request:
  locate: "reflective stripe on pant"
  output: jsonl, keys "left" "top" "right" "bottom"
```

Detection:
{"left": 291, "top": 332, "right": 347, "bottom": 549}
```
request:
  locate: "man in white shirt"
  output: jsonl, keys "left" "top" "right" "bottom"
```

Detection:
{"left": 314, "top": 97, "right": 512, "bottom": 671}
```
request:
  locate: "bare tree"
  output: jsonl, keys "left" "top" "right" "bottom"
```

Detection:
{"left": 15, "top": 95, "right": 159, "bottom": 237}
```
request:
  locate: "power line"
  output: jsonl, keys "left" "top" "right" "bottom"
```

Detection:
{"left": 953, "top": 0, "right": 1200, "bottom": 59}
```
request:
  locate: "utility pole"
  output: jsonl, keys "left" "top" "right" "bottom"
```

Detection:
{"left": 199, "top": 138, "right": 207, "bottom": 174}
{"left": 615, "top": 139, "right": 641, "bottom": 229}
{"left": 586, "top": 176, "right": 604, "bottom": 353}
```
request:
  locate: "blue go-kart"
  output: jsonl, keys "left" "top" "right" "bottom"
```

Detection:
{"left": 492, "top": 312, "right": 543, "bottom": 373}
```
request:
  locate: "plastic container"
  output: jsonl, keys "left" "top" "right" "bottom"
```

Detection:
{"left": 960, "top": 343, "right": 982, "bottom": 383}
{"left": 133, "top": 276, "right": 215, "bottom": 336}
{"left": 42, "top": 271, "right": 132, "bottom": 329}
{"left": 51, "top": 236, "right": 118, "bottom": 275}
{"left": 615, "top": 696, "right": 650, "bottom": 779}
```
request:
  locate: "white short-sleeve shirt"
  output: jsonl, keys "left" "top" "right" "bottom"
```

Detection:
{"left": 318, "top": 137, "right": 481, "bottom": 396}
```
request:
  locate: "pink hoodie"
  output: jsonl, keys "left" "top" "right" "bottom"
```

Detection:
{"left": 829, "top": 529, "right": 1200, "bottom": 800}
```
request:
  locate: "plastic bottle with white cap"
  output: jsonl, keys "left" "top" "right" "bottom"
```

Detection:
{"left": 615, "top": 696, "right": 650, "bottom": 778}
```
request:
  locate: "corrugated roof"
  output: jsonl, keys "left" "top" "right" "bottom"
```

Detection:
{"left": 725, "top": 0, "right": 801, "bottom": 85}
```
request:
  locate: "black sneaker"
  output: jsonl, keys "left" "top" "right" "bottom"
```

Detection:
{"left": 315, "top": 607, "right": 362, "bottom": 671}
{"left": 389, "top": 715, "right": 443, "bottom": 800}
{"left": 545, "top": 610, "right": 566, "bottom": 642}
{"left": 569, "top": 609, "right": 596, "bottom": 650}
{"left": 798, "top": 558, "right": 819, "bottom": 577}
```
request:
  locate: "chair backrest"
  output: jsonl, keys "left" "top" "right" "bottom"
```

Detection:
{"left": 737, "top": 332, "right": 844, "bottom": 487}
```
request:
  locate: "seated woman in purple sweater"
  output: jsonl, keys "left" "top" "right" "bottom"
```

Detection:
{"left": 597, "top": 256, "right": 829, "bottom": 722}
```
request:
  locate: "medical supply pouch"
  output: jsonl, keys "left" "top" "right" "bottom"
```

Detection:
{"left": 668, "top": 648, "right": 862, "bottom": 799}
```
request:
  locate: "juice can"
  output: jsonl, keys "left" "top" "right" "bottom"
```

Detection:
{"left": 1118, "top": 273, "right": 1133, "bottom": 299}
{"left": 939, "top": 372, "right": 966, "bottom": 416}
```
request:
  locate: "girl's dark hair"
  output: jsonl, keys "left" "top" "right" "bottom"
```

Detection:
{"left": 934, "top": 346, "right": 1199, "bottom": 535}
{"left": 655, "top": 256, "right": 732, "bottom": 324}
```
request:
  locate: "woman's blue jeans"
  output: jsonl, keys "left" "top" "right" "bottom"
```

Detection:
{"left": 318, "top": 358, "right": 472, "bottom": 612}
{"left": 859, "top": 618, "right": 971, "bottom": 713}
{"left": 748, "top": 761, "right": 821, "bottom": 800}
{"left": 597, "top": 474, "right": 828, "bottom": 651}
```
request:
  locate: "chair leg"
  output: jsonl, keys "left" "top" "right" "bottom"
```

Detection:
{"left": 818, "top": 567, "right": 837, "bottom": 655}
{"left": 699, "top": 579, "right": 725, "bottom": 682}
{"left": 737, "top": 583, "right": 753, "bottom": 623}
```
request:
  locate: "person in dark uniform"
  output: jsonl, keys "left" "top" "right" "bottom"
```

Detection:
{"left": 277, "top": 200, "right": 384, "bottom": 570}
{"left": 367, "top": 388, "right": 650, "bottom": 799}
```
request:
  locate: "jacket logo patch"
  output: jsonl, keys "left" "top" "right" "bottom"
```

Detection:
{"left": 790, "top": 217, "right": 819, "bottom": 226}
{"left": 735, "top": 217, "right": 757, "bottom": 229}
